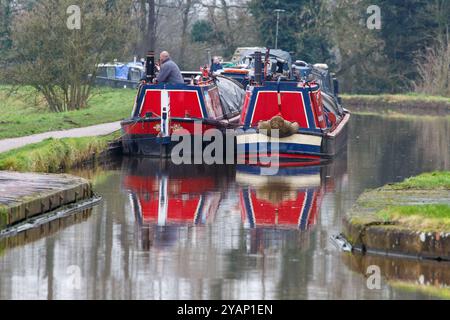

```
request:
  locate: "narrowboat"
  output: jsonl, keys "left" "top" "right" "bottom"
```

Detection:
{"left": 220, "top": 47, "right": 292, "bottom": 88}
{"left": 121, "top": 51, "right": 245, "bottom": 158}
{"left": 95, "top": 60, "right": 145, "bottom": 88}
{"left": 236, "top": 50, "right": 351, "bottom": 166}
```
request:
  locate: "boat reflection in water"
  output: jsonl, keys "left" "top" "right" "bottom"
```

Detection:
{"left": 121, "top": 157, "right": 345, "bottom": 253}
{"left": 121, "top": 158, "right": 225, "bottom": 250}
{"left": 237, "top": 166, "right": 323, "bottom": 231}
{"left": 235, "top": 165, "right": 330, "bottom": 255}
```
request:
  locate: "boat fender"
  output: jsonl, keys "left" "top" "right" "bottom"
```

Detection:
{"left": 258, "top": 115, "right": 299, "bottom": 138}
{"left": 310, "top": 90, "right": 327, "bottom": 130}
{"left": 327, "top": 112, "right": 337, "bottom": 129}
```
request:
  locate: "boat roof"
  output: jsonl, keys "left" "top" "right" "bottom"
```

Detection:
{"left": 238, "top": 48, "right": 292, "bottom": 65}
{"left": 97, "top": 62, "right": 144, "bottom": 71}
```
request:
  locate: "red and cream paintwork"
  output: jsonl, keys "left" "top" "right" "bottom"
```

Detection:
{"left": 236, "top": 167, "right": 323, "bottom": 230}
{"left": 236, "top": 81, "right": 350, "bottom": 164}
{"left": 121, "top": 80, "right": 241, "bottom": 157}
{"left": 123, "top": 174, "right": 221, "bottom": 226}
{"left": 123, "top": 83, "right": 225, "bottom": 136}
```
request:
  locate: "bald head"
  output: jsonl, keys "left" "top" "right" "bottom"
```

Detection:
{"left": 160, "top": 51, "right": 170, "bottom": 63}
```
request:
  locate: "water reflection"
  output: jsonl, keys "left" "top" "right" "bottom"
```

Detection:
{"left": 120, "top": 160, "right": 338, "bottom": 256}
{"left": 237, "top": 166, "right": 322, "bottom": 231}
{"left": 0, "top": 209, "right": 92, "bottom": 254}
{"left": 0, "top": 114, "right": 448, "bottom": 299}
{"left": 343, "top": 253, "right": 450, "bottom": 299}
{"left": 121, "top": 159, "right": 223, "bottom": 250}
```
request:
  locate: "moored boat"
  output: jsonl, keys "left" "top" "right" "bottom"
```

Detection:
{"left": 121, "top": 51, "right": 245, "bottom": 158}
{"left": 235, "top": 50, "right": 351, "bottom": 166}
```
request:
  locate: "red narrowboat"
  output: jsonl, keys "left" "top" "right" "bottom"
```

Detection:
{"left": 121, "top": 52, "right": 245, "bottom": 158}
{"left": 236, "top": 50, "right": 351, "bottom": 166}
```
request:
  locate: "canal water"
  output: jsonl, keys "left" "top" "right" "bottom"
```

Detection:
{"left": 0, "top": 114, "right": 449, "bottom": 300}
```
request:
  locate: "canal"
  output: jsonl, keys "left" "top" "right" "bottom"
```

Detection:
{"left": 0, "top": 114, "right": 449, "bottom": 299}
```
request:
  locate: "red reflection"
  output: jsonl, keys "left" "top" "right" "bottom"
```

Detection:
{"left": 123, "top": 175, "right": 220, "bottom": 226}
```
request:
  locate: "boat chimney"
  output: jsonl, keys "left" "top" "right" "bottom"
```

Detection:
{"left": 254, "top": 51, "right": 263, "bottom": 85}
{"left": 207, "top": 49, "right": 212, "bottom": 68}
{"left": 145, "top": 51, "right": 155, "bottom": 82}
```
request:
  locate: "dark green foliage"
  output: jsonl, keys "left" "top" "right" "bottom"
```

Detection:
{"left": 191, "top": 20, "right": 215, "bottom": 43}
{"left": 248, "top": 0, "right": 331, "bottom": 63}
{"left": 0, "top": 0, "right": 13, "bottom": 54}
{"left": 374, "top": 0, "right": 449, "bottom": 90}
{"left": 1, "top": 0, "right": 449, "bottom": 95}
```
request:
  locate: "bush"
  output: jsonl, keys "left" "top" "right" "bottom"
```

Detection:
{"left": 414, "top": 39, "right": 450, "bottom": 97}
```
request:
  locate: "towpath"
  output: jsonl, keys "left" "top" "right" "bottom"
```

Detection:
{"left": 0, "top": 121, "right": 121, "bottom": 154}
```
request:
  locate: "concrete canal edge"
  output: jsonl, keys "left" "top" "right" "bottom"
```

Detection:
{"left": 0, "top": 171, "right": 98, "bottom": 231}
{"left": 343, "top": 187, "right": 450, "bottom": 261}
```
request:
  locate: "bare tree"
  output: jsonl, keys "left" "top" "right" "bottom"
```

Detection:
{"left": 146, "top": 0, "right": 157, "bottom": 51}
{"left": 414, "top": 36, "right": 450, "bottom": 97}
{"left": 178, "top": 0, "right": 197, "bottom": 67}
{"left": 6, "top": 0, "right": 133, "bottom": 112}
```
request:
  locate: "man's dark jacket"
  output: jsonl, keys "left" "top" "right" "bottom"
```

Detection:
{"left": 157, "top": 58, "right": 184, "bottom": 84}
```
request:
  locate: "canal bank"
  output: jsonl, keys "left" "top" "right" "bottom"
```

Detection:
{"left": 342, "top": 94, "right": 450, "bottom": 116}
{"left": 0, "top": 132, "right": 120, "bottom": 173}
{"left": 0, "top": 171, "right": 99, "bottom": 234}
{"left": 343, "top": 172, "right": 450, "bottom": 260}
{"left": 0, "top": 129, "right": 120, "bottom": 235}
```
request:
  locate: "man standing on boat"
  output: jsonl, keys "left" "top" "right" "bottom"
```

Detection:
{"left": 211, "top": 56, "right": 224, "bottom": 74}
{"left": 156, "top": 51, "right": 184, "bottom": 84}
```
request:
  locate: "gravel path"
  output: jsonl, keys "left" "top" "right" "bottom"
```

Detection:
{"left": 0, "top": 121, "right": 121, "bottom": 154}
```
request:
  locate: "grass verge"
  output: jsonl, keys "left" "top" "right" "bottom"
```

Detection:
{"left": 341, "top": 93, "right": 450, "bottom": 116}
{"left": 377, "top": 204, "right": 450, "bottom": 232}
{"left": 341, "top": 93, "right": 450, "bottom": 104}
{"left": 387, "top": 171, "right": 450, "bottom": 190}
{"left": 389, "top": 281, "right": 450, "bottom": 300}
{"left": 0, "top": 86, "right": 134, "bottom": 139}
{"left": 0, "top": 132, "right": 119, "bottom": 173}
{"left": 372, "top": 172, "right": 450, "bottom": 232}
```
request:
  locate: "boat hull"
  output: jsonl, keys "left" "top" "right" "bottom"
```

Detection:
{"left": 236, "top": 113, "right": 350, "bottom": 166}
{"left": 121, "top": 117, "right": 236, "bottom": 158}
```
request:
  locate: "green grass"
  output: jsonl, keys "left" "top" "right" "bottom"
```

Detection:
{"left": 341, "top": 93, "right": 450, "bottom": 104}
{"left": 0, "top": 241, "right": 5, "bottom": 257}
{"left": 389, "top": 171, "right": 450, "bottom": 190}
{"left": 0, "top": 205, "right": 7, "bottom": 229}
{"left": 377, "top": 204, "right": 450, "bottom": 232}
{"left": 0, "top": 132, "right": 119, "bottom": 173}
{"left": 0, "top": 86, "right": 135, "bottom": 139}
{"left": 390, "top": 281, "right": 450, "bottom": 300}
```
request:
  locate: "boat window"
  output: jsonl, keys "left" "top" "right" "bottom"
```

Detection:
{"left": 97, "top": 66, "right": 108, "bottom": 78}
{"left": 129, "top": 68, "right": 142, "bottom": 82}
{"left": 215, "top": 76, "right": 245, "bottom": 119}
{"left": 106, "top": 67, "right": 116, "bottom": 79}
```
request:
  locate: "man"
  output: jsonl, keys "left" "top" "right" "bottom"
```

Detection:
{"left": 156, "top": 51, "right": 184, "bottom": 84}
{"left": 211, "top": 56, "right": 224, "bottom": 73}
